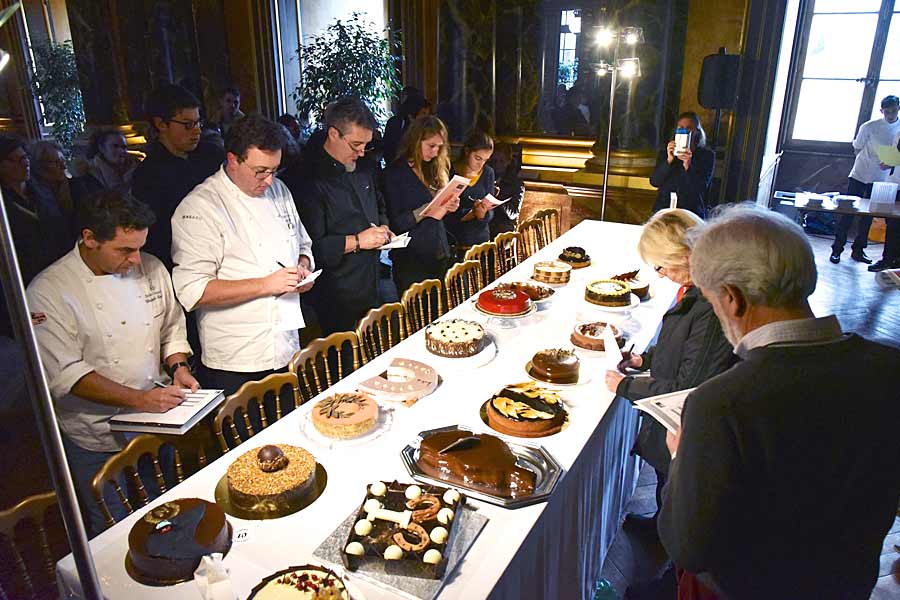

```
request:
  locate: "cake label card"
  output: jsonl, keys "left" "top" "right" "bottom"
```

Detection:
{"left": 233, "top": 527, "right": 255, "bottom": 544}
{"left": 603, "top": 325, "right": 623, "bottom": 366}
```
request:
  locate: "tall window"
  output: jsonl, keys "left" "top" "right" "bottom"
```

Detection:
{"left": 558, "top": 10, "right": 581, "bottom": 89}
{"left": 786, "top": 0, "right": 898, "bottom": 149}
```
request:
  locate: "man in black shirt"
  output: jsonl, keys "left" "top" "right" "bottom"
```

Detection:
{"left": 281, "top": 97, "right": 392, "bottom": 335}
{"left": 660, "top": 206, "right": 900, "bottom": 600}
{"left": 132, "top": 84, "right": 224, "bottom": 270}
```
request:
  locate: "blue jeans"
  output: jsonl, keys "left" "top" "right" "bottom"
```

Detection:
{"left": 62, "top": 434, "right": 173, "bottom": 537}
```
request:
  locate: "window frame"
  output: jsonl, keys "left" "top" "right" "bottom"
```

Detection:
{"left": 782, "top": 0, "right": 897, "bottom": 154}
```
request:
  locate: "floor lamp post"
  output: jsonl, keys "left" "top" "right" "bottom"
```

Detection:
{"left": 593, "top": 26, "right": 643, "bottom": 221}
{"left": 0, "top": 3, "right": 103, "bottom": 598}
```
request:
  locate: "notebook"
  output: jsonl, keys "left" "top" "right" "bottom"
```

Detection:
{"left": 109, "top": 389, "right": 226, "bottom": 435}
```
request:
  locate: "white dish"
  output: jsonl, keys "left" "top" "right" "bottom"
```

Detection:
{"left": 426, "top": 336, "right": 498, "bottom": 370}
{"left": 299, "top": 404, "right": 394, "bottom": 450}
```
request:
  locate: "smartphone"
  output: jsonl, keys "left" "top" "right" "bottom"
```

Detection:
{"left": 674, "top": 128, "right": 691, "bottom": 156}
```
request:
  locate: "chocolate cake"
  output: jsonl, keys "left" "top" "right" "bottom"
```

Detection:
{"left": 248, "top": 565, "right": 348, "bottom": 599}
{"left": 424, "top": 319, "right": 487, "bottom": 358}
{"left": 570, "top": 321, "right": 625, "bottom": 351}
{"left": 417, "top": 430, "right": 536, "bottom": 498}
{"left": 611, "top": 270, "right": 650, "bottom": 299}
{"left": 558, "top": 246, "right": 591, "bottom": 268}
{"left": 585, "top": 279, "right": 632, "bottom": 307}
{"left": 492, "top": 281, "right": 555, "bottom": 302}
{"left": 532, "top": 260, "right": 572, "bottom": 285}
{"left": 127, "top": 498, "right": 231, "bottom": 584}
{"left": 527, "top": 348, "right": 580, "bottom": 384}
{"left": 342, "top": 480, "right": 464, "bottom": 579}
{"left": 486, "top": 382, "right": 566, "bottom": 438}
{"left": 226, "top": 444, "right": 317, "bottom": 513}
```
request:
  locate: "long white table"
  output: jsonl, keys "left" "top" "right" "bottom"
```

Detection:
{"left": 57, "top": 220, "right": 679, "bottom": 600}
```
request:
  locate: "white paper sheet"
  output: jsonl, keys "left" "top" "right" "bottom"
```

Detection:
{"left": 379, "top": 232, "right": 411, "bottom": 250}
{"left": 294, "top": 268, "right": 323, "bottom": 288}
{"left": 634, "top": 388, "right": 694, "bottom": 434}
{"left": 603, "top": 325, "right": 623, "bottom": 366}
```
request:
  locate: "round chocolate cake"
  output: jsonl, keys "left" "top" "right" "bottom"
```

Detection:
{"left": 127, "top": 498, "right": 231, "bottom": 584}
{"left": 226, "top": 444, "right": 317, "bottom": 514}
{"left": 558, "top": 246, "right": 592, "bottom": 268}
{"left": 585, "top": 279, "right": 632, "bottom": 307}
{"left": 527, "top": 348, "right": 580, "bottom": 384}
{"left": 570, "top": 321, "right": 625, "bottom": 351}
{"left": 487, "top": 382, "right": 566, "bottom": 437}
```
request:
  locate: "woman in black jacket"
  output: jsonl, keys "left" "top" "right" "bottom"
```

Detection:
{"left": 383, "top": 115, "right": 458, "bottom": 295}
{"left": 650, "top": 112, "right": 715, "bottom": 218}
{"left": 445, "top": 131, "right": 496, "bottom": 259}
{"left": 604, "top": 209, "right": 736, "bottom": 530}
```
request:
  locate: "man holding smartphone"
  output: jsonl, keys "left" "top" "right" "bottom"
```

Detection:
{"left": 650, "top": 112, "right": 716, "bottom": 218}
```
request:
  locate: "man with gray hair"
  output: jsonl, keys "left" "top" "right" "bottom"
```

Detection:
{"left": 282, "top": 96, "right": 393, "bottom": 334}
{"left": 658, "top": 205, "right": 900, "bottom": 600}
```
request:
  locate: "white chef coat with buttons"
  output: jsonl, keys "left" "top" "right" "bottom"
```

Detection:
{"left": 26, "top": 245, "right": 191, "bottom": 452}
{"left": 171, "top": 167, "right": 314, "bottom": 372}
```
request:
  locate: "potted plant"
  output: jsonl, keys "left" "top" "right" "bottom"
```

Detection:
{"left": 292, "top": 12, "right": 400, "bottom": 127}
{"left": 30, "top": 40, "right": 85, "bottom": 155}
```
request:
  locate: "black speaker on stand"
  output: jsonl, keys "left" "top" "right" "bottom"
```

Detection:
{"left": 698, "top": 47, "right": 740, "bottom": 147}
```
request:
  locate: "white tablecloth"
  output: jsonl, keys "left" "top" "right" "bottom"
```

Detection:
{"left": 57, "top": 220, "right": 679, "bottom": 600}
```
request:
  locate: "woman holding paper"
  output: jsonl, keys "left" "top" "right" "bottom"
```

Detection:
{"left": 649, "top": 112, "right": 715, "bottom": 218}
{"left": 384, "top": 115, "right": 459, "bottom": 294}
{"left": 603, "top": 209, "right": 735, "bottom": 541}
{"left": 445, "top": 131, "right": 496, "bottom": 259}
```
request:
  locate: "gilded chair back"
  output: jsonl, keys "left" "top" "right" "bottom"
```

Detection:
{"left": 0, "top": 492, "right": 61, "bottom": 600}
{"left": 288, "top": 331, "right": 360, "bottom": 402}
{"left": 400, "top": 279, "right": 445, "bottom": 334}
{"left": 493, "top": 231, "right": 520, "bottom": 276}
{"left": 532, "top": 207, "right": 561, "bottom": 242}
{"left": 356, "top": 302, "right": 407, "bottom": 364}
{"left": 444, "top": 259, "right": 483, "bottom": 309}
{"left": 463, "top": 241, "right": 499, "bottom": 288}
{"left": 213, "top": 372, "right": 299, "bottom": 453}
{"left": 516, "top": 217, "right": 546, "bottom": 260}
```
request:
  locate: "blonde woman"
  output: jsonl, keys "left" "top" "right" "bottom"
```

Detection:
{"left": 383, "top": 115, "right": 458, "bottom": 294}
{"left": 604, "top": 209, "right": 735, "bottom": 537}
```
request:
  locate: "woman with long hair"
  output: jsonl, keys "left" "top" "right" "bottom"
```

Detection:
{"left": 383, "top": 115, "right": 458, "bottom": 294}
{"left": 445, "top": 130, "right": 496, "bottom": 259}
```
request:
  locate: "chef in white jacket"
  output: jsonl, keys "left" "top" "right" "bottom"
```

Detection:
{"left": 172, "top": 114, "right": 315, "bottom": 395}
{"left": 27, "top": 189, "right": 198, "bottom": 534}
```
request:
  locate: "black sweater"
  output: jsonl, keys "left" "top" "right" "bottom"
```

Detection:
{"left": 659, "top": 334, "right": 900, "bottom": 600}
{"left": 649, "top": 145, "right": 714, "bottom": 217}
{"left": 445, "top": 165, "right": 495, "bottom": 246}
{"left": 617, "top": 286, "right": 736, "bottom": 472}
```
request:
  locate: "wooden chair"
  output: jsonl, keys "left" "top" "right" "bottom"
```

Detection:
{"left": 494, "top": 231, "right": 520, "bottom": 276}
{"left": 532, "top": 207, "right": 561, "bottom": 243}
{"left": 91, "top": 434, "right": 206, "bottom": 528}
{"left": 0, "top": 492, "right": 62, "bottom": 600}
{"left": 444, "top": 259, "right": 483, "bottom": 309}
{"left": 288, "top": 331, "right": 360, "bottom": 403}
{"left": 356, "top": 302, "right": 407, "bottom": 364}
{"left": 400, "top": 279, "right": 445, "bottom": 334}
{"left": 213, "top": 372, "right": 299, "bottom": 453}
{"left": 463, "top": 241, "right": 499, "bottom": 288}
{"left": 516, "top": 217, "right": 546, "bottom": 261}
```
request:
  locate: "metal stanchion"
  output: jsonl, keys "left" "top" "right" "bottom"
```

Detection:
{"left": 0, "top": 189, "right": 103, "bottom": 599}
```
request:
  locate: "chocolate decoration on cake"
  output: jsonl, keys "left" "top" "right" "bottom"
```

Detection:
{"left": 558, "top": 246, "right": 591, "bottom": 268}
{"left": 487, "top": 382, "right": 567, "bottom": 437}
{"left": 247, "top": 564, "right": 349, "bottom": 599}
{"left": 571, "top": 321, "right": 625, "bottom": 351}
{"left": 532, "top": 260, "right": 572, "bottom": 284}
{"left": 612, "top": 270, "right": 650, "bottom": 299}
{"left": 257, "top": 445, "right": 289, "bottom": 473}
{"left": 585, "top": 279, "right": 632, "bottom": 307}
{"left": 493, "top": 281, "right": 554, "bottom": 301}
{"left": 226, "top": 445, "right": 317, "bottom": 513}
{"left": 417, "top": 430, "right": 536, "bottom": 497}
{"left": 424, "top": 319, "right": 487, "bottom": 358}
{"left": 528, "top": 348, "right": 580, "bottom": 384}
{"left": 312, "top": 392, "right": 378, "bottom": 439}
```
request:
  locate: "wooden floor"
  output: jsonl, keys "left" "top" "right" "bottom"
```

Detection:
{"left": 599, "top": 232, "right": 900, "bottom": 599}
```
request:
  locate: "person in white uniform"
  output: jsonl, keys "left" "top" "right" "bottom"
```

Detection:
{"left": 172, "top": 114, "right": 315, "bottom": 396}
{"left": 26, "top": 189, "right": 198, "bottom": 535}
{"left": 830, "top": 95, "right": 900, "bottom": 264}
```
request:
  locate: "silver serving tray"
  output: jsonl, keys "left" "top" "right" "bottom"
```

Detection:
{"left": 400, "top": 424, "right": 563, "bottom": 509}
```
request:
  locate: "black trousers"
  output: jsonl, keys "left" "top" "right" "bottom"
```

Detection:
{"left": 883, "top": 217, "right": 900, "bottom": 262}
{"left": 832, "top": 178, "right": 874, "bottom": 253}
{"left": 200, "top": 364, "right": 294, "bottom": 438}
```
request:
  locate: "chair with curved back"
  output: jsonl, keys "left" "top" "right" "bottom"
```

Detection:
{"left": 400, "top": 279, "right": 445, "bottom": 335}
{"left": 532, "top": 207, "right": 561, "bottom": 243}
{"left": 91, "top": 434, "right": 207, "bottom": 529}
{"left": 463, "top": 241, "right": 499, "bottom": 288}
{"left": 0, "top": 491, "right": 62, "bottom": 600}
{"left": 212, "top": 372, "right": 299, "bottom": 453}
{"left": 516, "top": 217, "right": 546, "bottom": 261}
{"left": 494, "top": 231, "right": 520, "bottom": 276}
{"left": 356, "top": 302, "right": 407, "bottom": 364}
{"left": 444, "top": 259, "right": 483, "bottom": 310}
{"left": 288, "top": 331, "right": 361, "bottom": 403}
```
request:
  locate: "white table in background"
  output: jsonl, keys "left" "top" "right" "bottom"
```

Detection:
{"left": 57, "top": 220, "right": 679, "bottom": 600}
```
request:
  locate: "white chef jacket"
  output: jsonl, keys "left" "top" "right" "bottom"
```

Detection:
{"left": 171, "top": 167, "right": 314, "bottom": 372}
{"left": 849, "top": 117, "right": 900, "bottom": 184}
{"left": 26, "top": 245, "right": 191, "bottom": 452}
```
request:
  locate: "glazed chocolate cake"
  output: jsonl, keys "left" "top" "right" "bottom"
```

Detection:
{"left": 417, "top": 430, "right": 536, "bottom": 498}
{"left": 486, "top": 382, "right": 566, "bottom": 438}
{"left": 424, "top": 319, "right": 487, "bottom": 358}
{"left": 127, "top": 498, "right": 231, "bottom": 584}
{"left": 570, "top": 321, "right": 625, "bottom": 351}
{"left": 558, "top": 246, "right": 591, "bottom": 268}
{"left": 527, "top": 348, "right": 580, "bottom": 384}
{"left": 226, "top": 444, "right": 317, "bottom": 513}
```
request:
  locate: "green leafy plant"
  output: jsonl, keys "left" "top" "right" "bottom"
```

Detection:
{"left": 30, "top": 40, "right": 85, "bottom": 154}
{"left": 292, "top": 12, "right": 400, "bottom": 127}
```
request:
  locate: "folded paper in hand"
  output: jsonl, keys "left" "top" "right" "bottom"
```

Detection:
{"left": 294, "top": 268, "right": 322, "bottom": 288}
{"left": 484, "top": 194, "right": 511, "bottom": 208}
{"left": 875, "top": 144, "right": 900, "bottom": 167}
{"left": 420, "top": 175, "right": 471, "bottom": 218}
{"left": 603, "top": 325, "right": 623, "bottom": 366}
{"left": 634, "top": 388, "right": 694, "bottom": 434}
{"left": 378, "top": 231, "right": 411, "bottom": 250}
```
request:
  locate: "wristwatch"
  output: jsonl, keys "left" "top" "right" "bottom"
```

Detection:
{"left": 353, "top": 233, "right": 361, "bottom": 253}
{"left": 165, "top": 361, "right": 192, "bottom": 378}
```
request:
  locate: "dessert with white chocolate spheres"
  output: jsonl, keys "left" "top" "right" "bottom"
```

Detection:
{"left": 342, "top": 480, "right": 465, "bottom": 579}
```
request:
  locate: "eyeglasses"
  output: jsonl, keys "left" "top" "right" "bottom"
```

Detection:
{"left": 168, "top": 118, "right": 203, "bottom": 130}
{"left": 248, "top": 165, "right": 279, "bottom": 180}
{"left": 336, "top": 128, "right": 375, "bottom": 153}
{"left": 653, "top": 265, "right": 665, "bottom": 273}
